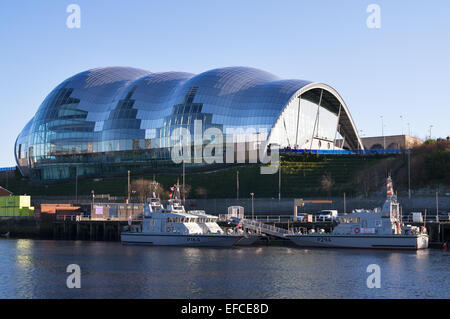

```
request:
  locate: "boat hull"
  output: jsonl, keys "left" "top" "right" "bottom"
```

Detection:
{"left": 121, "top": 232, "right": 243, "bottom": 247}
{"left": 286, "top": 234, "right": 429, "bottom": 250}
{"left": 235, "top": 234, "right": 260, "bottom": 246}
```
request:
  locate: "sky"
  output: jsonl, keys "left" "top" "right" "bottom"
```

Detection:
{"left": 0, "top": 0, "right": 449, "bottom": 166}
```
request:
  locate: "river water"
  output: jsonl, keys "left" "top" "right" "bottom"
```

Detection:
{"left": 0, "top": 239, "right": 448, "bottom": 299}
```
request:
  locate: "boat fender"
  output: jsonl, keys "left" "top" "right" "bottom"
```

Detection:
{"left": 354, "top": 227, "right": 360, "bottom": 234}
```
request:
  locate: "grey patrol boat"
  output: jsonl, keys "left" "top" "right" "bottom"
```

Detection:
{"left": 121, "top": 184, "right": 243, "bottom": 247}
{"left": 287, "top": 177, "right": 429, "bottom": 250}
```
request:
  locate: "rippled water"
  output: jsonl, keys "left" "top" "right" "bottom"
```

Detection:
{"left": 0, "top": 239, "right": 448, "bottom": 299}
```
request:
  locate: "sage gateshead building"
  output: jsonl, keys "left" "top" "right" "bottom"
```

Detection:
{"left": 15, "top": 66, "right": 363, "bottom": 181}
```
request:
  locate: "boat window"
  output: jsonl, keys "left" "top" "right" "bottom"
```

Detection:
{"left": 167, "top": 218, "right": 170, "bottom": 222}
{"left": 348, "top": 217, "right": 352, "bottom": 223}
{"left": 355, "top": 217, "right": 360, "bottom": 223}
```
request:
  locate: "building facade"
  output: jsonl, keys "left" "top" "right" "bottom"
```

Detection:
{"left": 15, "top": 66, "right": 363, "bottom": 181}
{"left": 361, "top": 135, "right": 423, "bottom": 150}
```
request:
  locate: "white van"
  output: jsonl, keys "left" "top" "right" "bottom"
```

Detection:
{"left": 318, "top": 210, "right": 338, "bottom": 221}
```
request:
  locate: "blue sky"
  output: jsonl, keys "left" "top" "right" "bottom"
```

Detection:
{"left": 0, "top": 0, "right": 449, "bottom": 166}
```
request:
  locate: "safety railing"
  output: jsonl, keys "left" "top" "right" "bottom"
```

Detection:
{"left": 401, "top": 214, "right": 450, "bottom": 223}
{"left": 239, "top": 218, "right": 293, "bottom": 237}
{"left": 57, "top": 214, "right": 142, "bottom": 222}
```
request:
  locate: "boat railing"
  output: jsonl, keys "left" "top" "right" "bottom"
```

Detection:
{"left": 401, "top": 214, "right": 449, "bottom": 223}
{"left": 57, "top": 214, "right": 142, "bottom": 222}
{"left": 220, "top": 214, "right": 338, "bottom": 223}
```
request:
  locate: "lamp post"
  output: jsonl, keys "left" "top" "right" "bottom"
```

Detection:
{"left": 75, "top": 165, "right": 78, "bottom": 204}
{"left": 408, "top": 150, "right": 411, "bottom": 199}
{"left": 236, "top": 170, "right": 239, "bottom": 200}
{"left": 91, "top": 190, "right": 95, "bottom": 216}
{"left": 380, "top": 116, "right": 386, "bottom": 149}
{"left": 429, "top": 125, "right": 433, "bottom": 140}
{"left": 400, "top": 115, "right": 403, "bottom": 135}
{"left": 182, "top": 161, "right": 185, "bottom": 202}
{"left": 127, "top": 170, "right": 130, "bottom": 202}
{"left": 278, "top": 162, "right": 281, "bottom": 201}
{"left": 250, "top": 192, "right": 254, "bottom": 220}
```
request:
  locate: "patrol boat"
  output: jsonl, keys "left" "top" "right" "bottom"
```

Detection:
{"left": 287, "top": 177, "right": 429, "bottom": 250}
{"left": 121, "top": 185, "right": 243, "bottom": 247}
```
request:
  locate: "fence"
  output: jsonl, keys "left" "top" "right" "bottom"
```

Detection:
{"left": 280, "top": 149, "right": 407, "bottom": 155}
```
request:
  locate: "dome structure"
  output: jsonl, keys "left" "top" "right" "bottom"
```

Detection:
{"left": 15, "top": 66, "right": 363, "bottom": 181}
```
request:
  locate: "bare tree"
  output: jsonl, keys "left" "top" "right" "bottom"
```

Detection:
{"left": 320, "top": 172, "right": 335, "bottom": 197}
{"left": 130, "top": 179, "right": 165, "bottom": 202}
{"left": 195, "top": 187, "right": 208, "bottom": 199}
{"left": 180, "top": 184, "right": 191, "bottom": 200}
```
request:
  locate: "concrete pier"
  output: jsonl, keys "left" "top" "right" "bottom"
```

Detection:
{"left": 1, "top": 217, "right": 449, "bottom": 246}
{"left": 0, "top": 217, "right": 138, "bottom": 241}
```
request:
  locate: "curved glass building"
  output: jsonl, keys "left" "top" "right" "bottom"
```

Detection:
{"left": 15, "top": 66, "right": 363, "bottom": 181}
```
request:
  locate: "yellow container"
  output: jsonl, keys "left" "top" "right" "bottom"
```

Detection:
{"left": 6, "top": 198, "right": 16, "bottom": 207}
{"left": 0, "top": 195, "right": 33, "bottom": 216}
{"left": 12, "top": 207, "right": 20, "bottom": 216}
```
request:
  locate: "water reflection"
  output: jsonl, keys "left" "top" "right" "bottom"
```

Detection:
{"left": 0, "top": 239, "right": 448, "bottom": 299}
{"left": 14, "top": 239, "right": 35, "bottom": 298}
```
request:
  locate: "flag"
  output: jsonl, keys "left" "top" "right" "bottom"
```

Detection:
{"left": 170, "top": 187, "right": 174, "bottom": 191}
{"left": 169, "top": 193, "right": 172, "bottom": 198}
{"left": 386, "top": 179, "right": 393, "bottom": 195}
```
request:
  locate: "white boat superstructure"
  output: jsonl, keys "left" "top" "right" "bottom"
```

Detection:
{"left": 121, "top": 184, "right": 243, "bottom": 246}
{"left": 287, "top": 177, "right": 429, "bottom": 250}
{"left": 187, "top": 210, "right": 224, "bottom": 234}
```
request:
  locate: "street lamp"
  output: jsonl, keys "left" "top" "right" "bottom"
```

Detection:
{"left": 75, "top": 165, "right": 78, "bottom": 204}
{"left": 429, "top": 125, "right": 433, "bottom": 140}
{"left": 380, "top": 116, "right": 386, "bottom": 149}
{"left": 91, "top": 190, "right": 95, "bottom": 217}
{"left": 250, "top": 192, "right": 255, "bottom": 220}
{"left": 127, "top": 170, "right": 130, "bottom": 202}
{"left": 400, "top": 115, "right": 403, "bottom": 135}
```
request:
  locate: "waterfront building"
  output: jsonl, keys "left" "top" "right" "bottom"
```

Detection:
{"left": 15, "top": 66, "right": 363, "bottom": 181}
